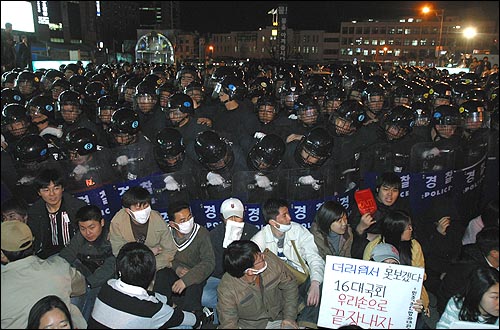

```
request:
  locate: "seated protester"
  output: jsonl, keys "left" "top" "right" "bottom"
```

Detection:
{"left": 27, "top": 295, "right": 74, "bottom": 330}
{"left": 438, "top": 226, "right": 499, "bottom": 315}
{"left": 202, "top": 197, "right": 259, "bottom": 323}
{"left": 370, "top": 243, "right": 428, "bottom": 318}
{"left": 349, "top": 171, "right": 409, "bottom": 260}
{"left": 27, "top": 168, "right": 87, "bottom": 259}
{"left": 154, "top": 201, "right": 215, "bottom": 318}
{"left": 462, "top": 199, "right": 499, "bottom": 245}
{"left": 59, "top": 205, "right": 115, "bottom": 321}
{"left": 436, "top": 266, "right": 499, "bottom": 329}
{"left": 413, "top": 199, "right": 466, "bottom": 296}
{"left": 1, "top": 221, "right": 87, "bottom": 329}
{"left": 62, "top": 127, "right": 117, "bottom": 193}
{"left": 217, "top": 240, "right": 299, "bottom": 329}
{"left": 362, "top": 210, "right": 431, "bottom": 322}
{"left": 1, "top": 198, "right": 28, "bottom": 223}
{"left": 310, "top": 200, "right": 353, "bottom": 260}
{"left": 109, "top": 186, "right": 176, "bottom": 279}
{"left": 251, "top": 198, "right": 325, "bottom": 328}
{"left": 88, "top": 242, "right": 207, "bottom": 329}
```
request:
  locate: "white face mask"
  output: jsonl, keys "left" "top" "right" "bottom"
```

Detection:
{"left": 222, "top": 220, "right": 245, "bottom": 248}
{"left": 246, "top": 261, "right": 268, "bottom": 275}
{"left": 273, "top": 221, "right": 292, "bottom": 233}
{"left": 176, "top": 217, "right": 194, "bottom": 234}
{"left": 130, "top": 206, "right": 151, "bottom": 224}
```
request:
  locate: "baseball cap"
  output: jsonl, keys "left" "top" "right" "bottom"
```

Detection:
{"left": 220, "top": 197, "right": 244, "bottom": 219}
{"left": 1, "top": 221, "right": 34, "bottom": 252}
{"left": 371, "top": 243, "right": 400, "bottom": 263}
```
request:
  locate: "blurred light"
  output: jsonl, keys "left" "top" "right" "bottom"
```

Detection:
{"left": 463, "top": 27, "right": 477, "bottom": 39}
{"left": 271, "top": 29, "right": 278, "bottom": 36}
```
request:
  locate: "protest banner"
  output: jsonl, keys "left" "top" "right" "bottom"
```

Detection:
{"left": 318, "top": 256, "right": 424, "bottom": 329}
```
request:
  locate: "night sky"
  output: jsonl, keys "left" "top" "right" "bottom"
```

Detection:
{"left": 180, "top": 1, "right": 499, "bottom": 33}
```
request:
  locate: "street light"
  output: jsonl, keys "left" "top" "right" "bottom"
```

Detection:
{"left": 208, "top": 45, "right": 214, "bottom": 58}
{"left": 463, "top": 27, "right": 477, "bottom": 66}
{"left": 422, "top": 6, "right": 445, "bottom": 65}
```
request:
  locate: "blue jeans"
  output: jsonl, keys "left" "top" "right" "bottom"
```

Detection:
{"left": 71, "top": 285, "right": 101, "bottom": 321}
{"left": 201, "top": 276, "right": 220, "bottom": 324}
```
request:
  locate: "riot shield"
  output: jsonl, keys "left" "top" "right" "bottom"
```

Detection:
{"left": 198, "top": 170, "right": 234, "bottom": 201}
{"left": 232, "top": 170, "right": 287, "bottom": 203}
{"left": 410, "top": 142, "right": 457, "bottom": 173}
{"left": 151, "top": 172, "right": 202, "bottom": 209}
{"left": 368, "top": 142, "right": 410, "bottom": 174}
{"left": 110, "top": 144, "right": 151, "bottom": 182}
{"left": 286, "top": 168, "right": 327, "bottom": 201}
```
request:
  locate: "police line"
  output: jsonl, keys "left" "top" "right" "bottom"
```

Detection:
{"left": 70, "top": 153, "right": 490, "bottom": 229}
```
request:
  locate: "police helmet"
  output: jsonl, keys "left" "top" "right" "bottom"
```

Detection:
{"left": 64, "top": 127, "right": 98, "bottom": 155}
{"left": 247, "top": 134, "right": 285, "bottom": 172}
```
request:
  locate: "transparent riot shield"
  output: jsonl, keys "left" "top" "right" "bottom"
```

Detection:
{"left": 368, "top": 142, "right": 410, "bottom": 174}
{"left": 232, "top": 170, "right": 287, "bottom": 203}
{"left": 410, "top": 142, "right": 457, "bottom": 173}
{"left": 287, "top": 168, "right": 327, "bottom": 201}
{"left": 110, "top": 143, "right": 152, "bottom": 182}
{"left": 198, "top": 170, "right": 234, "bottom": 201}
{"left": 151, "top": 172, "right": 202, "bottom": 209}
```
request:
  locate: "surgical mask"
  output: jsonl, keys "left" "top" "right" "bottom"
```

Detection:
{"left": 176, "top": 217, "right": 194, "bottom": 234}
{"left": 130, "top": 206, "right": 151, "bottom": 224}
{"left": 222, "top": 220, "right": 245, "bottom": 248}
{"left": 246, "top": 261, "right": 268, "bottom": 275}
{"left": 273, "top": 222, "right": 292, "bottom": 233}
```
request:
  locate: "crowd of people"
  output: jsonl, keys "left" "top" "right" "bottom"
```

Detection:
{"left": 1, "top": 56, "right": 499, "bottom": 329}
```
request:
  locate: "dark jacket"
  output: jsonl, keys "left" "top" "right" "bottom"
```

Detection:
{"left": 59, "top": 226, "right": 116, "bottom": 289}
{"left": 27, "top": 192, "right": 87, "bottom": 259}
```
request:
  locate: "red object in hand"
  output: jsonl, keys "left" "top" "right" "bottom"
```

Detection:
{"left": 354, "top": 189, "right": 378, "bottom": 215}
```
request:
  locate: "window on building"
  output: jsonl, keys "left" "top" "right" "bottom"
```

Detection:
{"left": 355, "top": 47, "right": 361, "bottom": 54}
{"left": 372, "top": 27, "right": 379, "bottom": 34}
{"left": 394, "top": 39, "right": 401, "bottom": 46}
{"left": 356, "top": 27, "right": 362, "bottom": 34}
{"left": 397, "top": 28, "right": 403, "bottom": 34}
{"left": 341, "top": 38, "right": 348, "bottom": 45}
{"left": 364, "top": 39, "right": 370, "bottom": 45}
{"left": 404, "top": 39, "right": 411, "bottom": 46}
{"left": 348, "top": 27, "right": 354, "bottom": 34}
{"left": 388, "top": 27, "right": 396, "bottom": 34}
{"left": 364, "top": 27, "right": 371, "bottom": 34}
{"left": 380, "top": 27, "right": 386, "bottom": 34}
{"left": 380, "top": 40, "right": 386, "bottom": 45}
{"left": 422, "top": 27, "right": 429, "bottom": 34}
{"left": 404, "top": 28, "right": 411, "bottom": 35}
{"left": 412, "top": 40, "right": 418, "bottom": 46}
{"left": 363, "top": 49, "right": 369, "bottom": 56}
{"left": 420, "top": 39, "right": 427, "bottom": 46}
{"left": 388, "top": 39, "right": 394, "bottom": 45}
{"left": 372, "top": 40, "right": 378, "bottom": 45}
{"left": 342, "top": 27, "right": 348, "bottom": 34}
{"left": 355, "top": 38, "right": 362, "bottom": 45}
{"left": 371, "top": 49, "right": 376, "bottom": 55}
{"left": 394, "top": 49, "right": 401, "bottom": 56}
{"left": 347, "top": 48, "right": 353, "bottom": 56}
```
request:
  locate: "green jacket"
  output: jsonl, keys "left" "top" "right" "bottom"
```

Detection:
{"left": 217, "top": 250, "right": 299, "bottom": 329}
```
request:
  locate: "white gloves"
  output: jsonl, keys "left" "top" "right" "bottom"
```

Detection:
{"left": 254, "top": 132, "right": 266, "bottom": 140}
{"left": 73, "top": 164, "right": 89, "bottom": 176}
{"left": 298, "top": 175, "right": 321, "bottom": 190}
{"left": 116, "top": 155, "right": 129, "bottom": 166}
{"left": 40, "top": 126, "right": 63, "bottom": 138}
{"left": 422, "top": 147, "right": 440, "bottom": 159}
{"left": 288, "top": 114, "right": 298, "bottom": 120}
{"left": 255, "top": 174, "right": 272, "bottom": 191}
{"left": 18, "top": 176, "right": 34, "bottom": 185}
{"left": 163, "top": 175, "right": 180, "bottom": 191}
{"left": 207, "top": 172, "right": 225, "bottom": 186}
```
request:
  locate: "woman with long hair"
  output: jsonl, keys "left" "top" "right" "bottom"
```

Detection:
{"left": 27, "top": 295, "right": 74, "bottom": 329}
{"left": 437, "top": 266, "right": 499, "bottom": 328}
{"left": 310, "top": 200, "right": 353, "bottom": 260}
{"left": 362, "top": 210, "right": 431, "bottom": 320}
